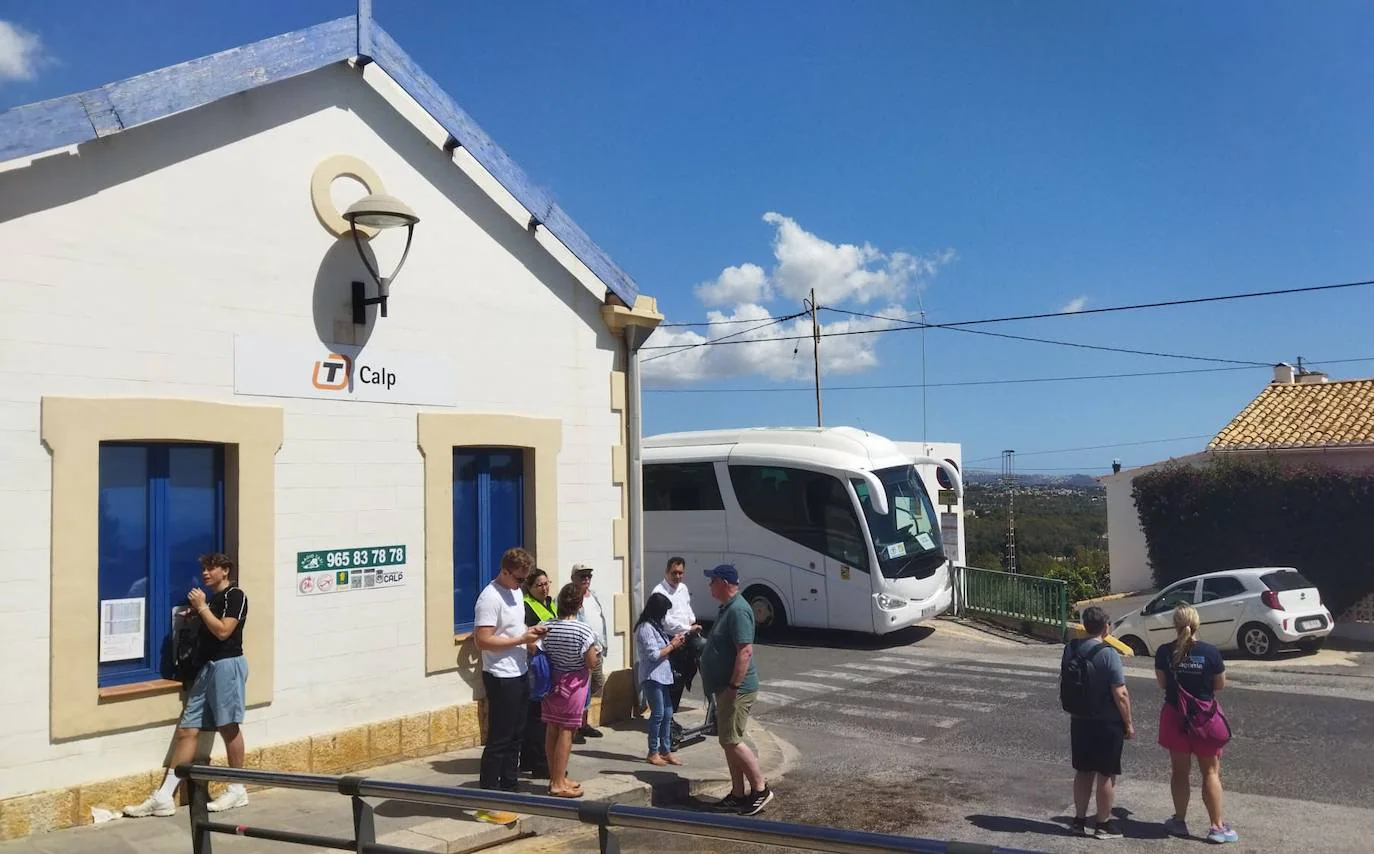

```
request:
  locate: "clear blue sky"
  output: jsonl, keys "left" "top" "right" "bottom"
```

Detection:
{"left": 4, "top": 1, "right": 1373, "bottom": 475}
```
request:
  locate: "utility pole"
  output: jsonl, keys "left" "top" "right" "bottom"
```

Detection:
{"left": 1001, "top": 449, "right": 1017, "bottom": 574}
{"left": 805, "top": 288, "right": 822, "bottom": 427}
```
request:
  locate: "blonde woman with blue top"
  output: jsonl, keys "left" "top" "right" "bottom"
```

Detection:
{"left": 635, "top": 592, "right": 686, "bottom": 766}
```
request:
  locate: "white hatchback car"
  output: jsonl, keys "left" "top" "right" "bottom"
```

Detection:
{"left": 1112, "top": 567, "right": 1333, "bottom": 659}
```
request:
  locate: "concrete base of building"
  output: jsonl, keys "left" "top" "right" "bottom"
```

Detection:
{"left": 0, "top": 668, "right": 636, "bottom": 842}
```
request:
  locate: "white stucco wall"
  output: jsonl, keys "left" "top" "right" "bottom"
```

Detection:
{"left": 0, "top": 65, "right": 625, "bottom": 796}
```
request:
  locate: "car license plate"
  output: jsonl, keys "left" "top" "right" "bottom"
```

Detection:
{"left": 921, "top": 604, "right": 936, "bottom": 619}
{"left": 1298, "top": 618, "right": 1322, "bottom": 632}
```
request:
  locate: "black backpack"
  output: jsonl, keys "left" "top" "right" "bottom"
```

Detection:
{"left": 161, "top": 605, "right": 205, "bottom": 686}
{"left": 1060, "top": 639, "right": 1108, "bottom": 716}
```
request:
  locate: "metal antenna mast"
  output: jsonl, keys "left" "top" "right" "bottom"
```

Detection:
{"left": 1001, "top": 449, "right": 1017, "bottom": 574}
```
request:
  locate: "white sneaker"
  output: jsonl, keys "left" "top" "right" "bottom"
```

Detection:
{"left": 207, "top": 788, "right": 249, "bottom": 812}
{"left": 123, "top": 795, "right": 176, "bottom": 818}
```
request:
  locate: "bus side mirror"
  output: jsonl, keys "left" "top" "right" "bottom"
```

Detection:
{"left": 851, "top": 469, "right": 889, "bottom": 515}
{"left": 911, "top": 456, "right": 963, "bottom": 502}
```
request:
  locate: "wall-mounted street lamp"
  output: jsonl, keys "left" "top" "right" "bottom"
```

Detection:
{"left": 344, "top": 193, "right": 420, "bottom": 325}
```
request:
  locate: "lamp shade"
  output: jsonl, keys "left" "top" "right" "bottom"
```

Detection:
{"left": 343, "top": 193, "right": 420, "bottom": 229}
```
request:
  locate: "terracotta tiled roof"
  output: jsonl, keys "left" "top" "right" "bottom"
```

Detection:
{"left": 1209, "top": 379, "right": 1374, "bottom": 450}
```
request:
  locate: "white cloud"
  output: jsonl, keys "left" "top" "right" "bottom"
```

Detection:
{"left": 642, "top": 304, "right": 913, "bottom": 385}
{"left": 1060, "top": 296, "right": 1089, "bottom": 314}
{"left": 0, "top": 21, "right": 45, "bottom": 83}
{"left": 763, "top": 212, "right": 953, "bottom": 306}
{"left": 647, "top": 213, "right": 952, "bottom": 384}
{"left": 694, "top": 263, "right": 771, "bottom": 306}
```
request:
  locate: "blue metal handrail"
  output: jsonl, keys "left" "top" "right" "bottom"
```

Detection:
{"left": 176, "top": 764, "right": 1048, "bottom": 854}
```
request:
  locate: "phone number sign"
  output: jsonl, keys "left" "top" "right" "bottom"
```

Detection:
{"left": 296, "top": 545, "right": 407, "bottom": 597}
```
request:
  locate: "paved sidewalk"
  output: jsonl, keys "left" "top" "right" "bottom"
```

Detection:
{"left": 4, "top": 706, "right": 790, "bottom": 854}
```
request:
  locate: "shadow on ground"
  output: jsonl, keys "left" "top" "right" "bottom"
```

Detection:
{"left": 968, "top": 807, "right": 1170, "bottom": 840}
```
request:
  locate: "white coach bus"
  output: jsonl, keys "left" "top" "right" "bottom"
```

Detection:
{"left": 642, "top": 426, "right": 962, "bottom": 635}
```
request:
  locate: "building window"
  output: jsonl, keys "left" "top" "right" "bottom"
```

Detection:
{"left": 643, "top": 462, "right": 725, "bottom": 511}
{"left": 98, "top": 442, "right": 225, "bottom": 687}
{"left": 453, "top": 449, "right": 525, "bottom": 632}
{"left": 728, "top": 465, "right": 869, "bottom": 570}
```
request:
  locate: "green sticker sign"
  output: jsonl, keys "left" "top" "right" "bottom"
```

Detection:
{"left": 297, "top": 545, "right": 406, "bottom": 573}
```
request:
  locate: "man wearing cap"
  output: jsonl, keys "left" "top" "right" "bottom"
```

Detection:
{"left": 699, "top": 564, "right": 773, "bottom": 816}
{"left": 571, "top": 564, "right": 608, "bottom": 742}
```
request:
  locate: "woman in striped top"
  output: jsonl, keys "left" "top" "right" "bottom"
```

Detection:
{"left": 540, "top": 583, "right": 600, "bottom": 798}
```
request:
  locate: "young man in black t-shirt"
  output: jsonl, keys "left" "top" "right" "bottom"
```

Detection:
{"left": 125, "top": 553, "right": 250, "bottom": 818}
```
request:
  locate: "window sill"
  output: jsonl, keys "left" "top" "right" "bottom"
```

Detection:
{"left": 454, "top": 632, "right": 473, "bottom": 644}
{"left": 98, "top": 679, "right": 183, "bottom": 702}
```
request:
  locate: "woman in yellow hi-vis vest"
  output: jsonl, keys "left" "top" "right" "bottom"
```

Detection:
{"left": 520, "top": 569, "right": 556, "bottom": 776}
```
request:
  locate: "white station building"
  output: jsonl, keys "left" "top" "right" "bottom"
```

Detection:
{"left": 0, "top": 9, "right": 661, "bottom": 839}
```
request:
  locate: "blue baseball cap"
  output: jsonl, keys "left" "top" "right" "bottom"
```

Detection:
{"left": 704, "top": 564, "right": 739, "bottom": 584}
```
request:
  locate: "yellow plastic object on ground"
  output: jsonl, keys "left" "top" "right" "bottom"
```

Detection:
{"left": 1068, "top": 623, "right": 1134, "bottom": 656}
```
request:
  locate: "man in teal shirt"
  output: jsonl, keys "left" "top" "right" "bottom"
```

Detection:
{"left": 699, "top": 564, "right": 773, "bottom": 816}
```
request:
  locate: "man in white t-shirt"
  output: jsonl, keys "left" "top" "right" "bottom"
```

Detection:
{"left": 474, "top": 547, "right": 546, "bottom": 797}
{"left": 651, "top": 556, "right": 702, "bottom": 712}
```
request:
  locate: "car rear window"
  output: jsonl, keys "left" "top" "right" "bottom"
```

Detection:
{"left": 1261, "top": 570, "right": 1316, "bottom": 591}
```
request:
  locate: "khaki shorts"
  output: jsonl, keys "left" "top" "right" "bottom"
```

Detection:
{"left": 588, "top": 654, "right": 606, "bottom": 697}
{"left": 714, "top": 690, "right": 756, "bottom": 745}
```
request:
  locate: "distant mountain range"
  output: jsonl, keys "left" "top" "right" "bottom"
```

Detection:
{"left": 963, "top": 471, "right": 1103, "bottom": 489}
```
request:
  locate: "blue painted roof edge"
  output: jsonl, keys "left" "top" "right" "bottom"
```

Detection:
{"left": 0, "top": 12, "right": 640, "bottom": 305}
{"left": 0, "top": 16, "right": 356, "bottom": 165}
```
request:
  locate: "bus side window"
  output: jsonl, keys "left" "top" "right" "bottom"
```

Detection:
{"left": 644, "top": 463, "right": 724, "bottom": 512}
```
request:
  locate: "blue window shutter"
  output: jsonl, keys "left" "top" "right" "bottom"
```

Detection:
{"left": 453, "top": 449, "right": 525, "bottom": 633}
{"left": 98, "top": 443, "right": 223, "bottom": 687}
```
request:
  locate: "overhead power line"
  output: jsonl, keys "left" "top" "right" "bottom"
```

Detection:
{"left": 640, "top": 311, "right": 806, "bottom": 364}
{"left": 638, "top": 276, "right": 1374, "bottom": 352}
{"left": 964, "top": 434, "right": 1213, "bottom": 464}
{"left": 822, "top": 306, "right": 1267, "bottom": 366}
{"left": 640, "top": 355, "right": 1374, "bottom": 395}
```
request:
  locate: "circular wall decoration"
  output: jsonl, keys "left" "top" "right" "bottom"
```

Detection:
{"left": 310, "top": 155, "right": 386, "bottom": 239}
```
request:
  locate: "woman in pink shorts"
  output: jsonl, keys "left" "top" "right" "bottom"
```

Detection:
{"left": 539, "top": 584, "right": 600, "bottom": 798}
{"left": 1154, "top": 603, "right": 1237, "bottom": 844}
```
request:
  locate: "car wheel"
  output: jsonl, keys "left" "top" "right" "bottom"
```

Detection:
{"left": 1120, "top": 635, "right": 1149, "bottom": 657}
{"left": 744, "top": 586, "right": 787, "bottom": 633}
{"left": 1297, "top": 638, "right": 1325, "bottom": 654}
{"left": 1240, "top": 622, "right": 1279, "bottom": 659}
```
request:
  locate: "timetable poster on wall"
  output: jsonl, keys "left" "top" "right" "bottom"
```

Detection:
{"left": 296, "top": 545, "right": 407, "bottom": 596}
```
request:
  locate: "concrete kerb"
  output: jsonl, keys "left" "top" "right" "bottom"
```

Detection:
{"left": 329, "top": 722, "right": 794, "bottom": 854}
{"left": 509, "top": 723, "right": 795, "bottom": 845}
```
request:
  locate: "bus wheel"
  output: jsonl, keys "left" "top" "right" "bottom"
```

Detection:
{"left": 745, "top": 586, "right": 787, "bottom": 633}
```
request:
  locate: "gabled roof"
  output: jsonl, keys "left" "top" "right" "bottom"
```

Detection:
{"left": 1208, "top": 379, "right": 1374, "bottom": 450}
{"left": 0, "top": 10, "right": 639, "bottom": 306}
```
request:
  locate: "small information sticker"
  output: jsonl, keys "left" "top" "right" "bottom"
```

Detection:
{"left": 886, "top": 542, "right": 907, "bottom": 559}
{"left": 297, "top": 545, "right": 406, "bottom": 573}
{"left": 297, "top": 546, "right": 408, "bottom": 596}
{"left": 915, "top": 533, "right": 936, "bottom": 551}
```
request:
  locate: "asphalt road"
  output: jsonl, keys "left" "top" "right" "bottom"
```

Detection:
{"left": 530, "top": 618, "right": 1374, "bottom": 853}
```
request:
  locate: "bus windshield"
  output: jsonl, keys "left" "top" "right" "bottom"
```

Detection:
{"left": 852, "top": 465, "right": 945, "bottom": 580}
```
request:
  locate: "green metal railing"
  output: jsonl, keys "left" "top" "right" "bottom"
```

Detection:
{"left": 955, "top": 565, "right": 1069, "bottom": 641}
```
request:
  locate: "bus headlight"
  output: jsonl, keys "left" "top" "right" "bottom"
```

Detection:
{"left": 877, "top": 593, "right": 909, "bottom": 611}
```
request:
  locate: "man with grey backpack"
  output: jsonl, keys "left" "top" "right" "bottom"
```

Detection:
{"left": 1060, "top": 606, "right": 1134, "bottom": 839}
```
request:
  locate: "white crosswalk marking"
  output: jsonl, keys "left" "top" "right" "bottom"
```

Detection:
{"left": 791, "top": 701, "right": 964, "bottom": 729}
{"left": 767, "top": 679, "right": 832, "bottom": 694}
{"left": 797, "top": 669, "right": 882, "bottom": 684}
{"left": 755, "top": 691, "right": 800, "bottom": 706}
{"left": 839, "top": 662, "right": 911, "bottom": 675}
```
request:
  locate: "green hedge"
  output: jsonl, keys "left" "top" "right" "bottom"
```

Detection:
{"left": 1131, "top": 456, "right": 1374, "bottom": 616}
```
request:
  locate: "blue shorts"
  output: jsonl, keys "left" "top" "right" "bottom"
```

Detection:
{"left": 180, "top": 656, "right": 248, "bottom": 730}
